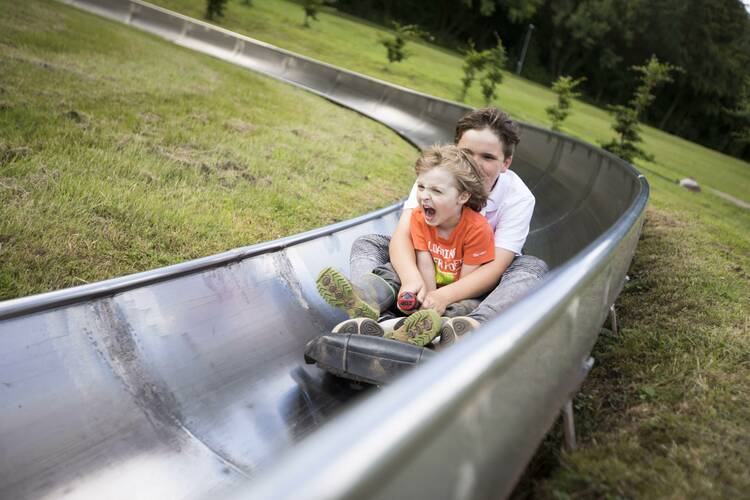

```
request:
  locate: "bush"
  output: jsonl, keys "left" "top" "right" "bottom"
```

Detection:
{"left": 545, "top": 75, "right": 585, "bottom": 131}
{"left": 379, "top": 22, "right": 431, "bottom": 65}
{"left": 458, "top": 35, "right": 507, "bottom": 104}
{"left": 603, "top": 55, "right": 679, "bottom": 163}
{"left": 302, "top": 0, "right": 336, "bottom": 27}
{"left": 205, "top": 0, "right": 228, "bottom": 20}
{"left": 602, "top": 105, "right": 652, "bottom": 163}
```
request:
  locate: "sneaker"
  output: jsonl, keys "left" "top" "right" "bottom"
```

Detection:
{"left": 439, "top": 316, "right": 480, "bottom": 346}
{"left": 385, "top": 309, "right": 441, "bottom": 347}
{"left": 316, "top": 267, "right": 379, "bottom": 321}
{"left": 331, "top": 317, "right": 385, "bottom": 336}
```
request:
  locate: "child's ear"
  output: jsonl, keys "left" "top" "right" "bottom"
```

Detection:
{"left": 458, "top": 191, "right": 471, "bottom": 205}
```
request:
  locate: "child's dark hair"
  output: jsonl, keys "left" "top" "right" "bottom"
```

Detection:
{"left": 455, "top": 107, "right": 521, "bottom": 158}
{"left": 414, "top": 144, "right": 488, "bottom": 212}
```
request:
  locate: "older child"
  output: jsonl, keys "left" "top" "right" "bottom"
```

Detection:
{"left": 343, "top": 107, "right": 548, "bottom": 347}
{"left": 316, "top": 144, "right": 494, "bottom": 346}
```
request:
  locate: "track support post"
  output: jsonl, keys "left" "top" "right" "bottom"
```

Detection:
{"left": 562, "top": 399, "right": 576, "bottom": 452}
{"left": 608, "top": 304, "right": 618, "bottom": 336}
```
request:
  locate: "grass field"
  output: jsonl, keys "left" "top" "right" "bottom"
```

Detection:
{"left": 150, "top": 0, "right": 750, "bottom": 204}
{"left": 2, "top": 0, "right": 749, "bottom": 497}
{"left": 0, "top": 0, "right": 415, "bottom": 299}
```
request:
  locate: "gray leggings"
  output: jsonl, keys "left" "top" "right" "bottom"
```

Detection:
{"left": 350, "top": 234, "right": 548, "bottom": 323}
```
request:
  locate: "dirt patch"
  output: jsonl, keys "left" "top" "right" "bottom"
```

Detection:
{"left": 0, "top": 177, "right": 28, "bottom": 199}
{"left": 0, "top": 145, "right": 32, "bottom": 166}
{"left": 63, "top": 109, "right": 90, "bottom": 127}
{"left": 139, "top": 112, "right": 161, "bottom": 123}
{"left": 224, "top": 118, "right": 254, "bottom": 133}
{"left": 153, "top": 143, "right": 204, "bottom": 167}
{"left": 26, "top": 166, "right": 60, "bottom": 186}
{"left": 187, "top": 111, "right": 210, "bottom": 124}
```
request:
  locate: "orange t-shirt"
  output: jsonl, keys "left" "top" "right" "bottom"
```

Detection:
{"left": 410, "top": 206, "right": 495, "bottom": 286}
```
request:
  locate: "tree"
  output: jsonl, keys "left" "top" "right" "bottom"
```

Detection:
{"left": 458, "top": 35, "right": 506, "bottom": 104}
{"left": 602, "top": 105, "right": 651, "bottom": 163}
{"left": 459, "top": 42, "right": 487, "bottom": 101}
{"left": 379, "top": 22, "right": 431, "bottom": 65}
{"left": 478, "top": 36, "right": 507, "bottom": 104}
{"left": 603, "top": 56, "right": 678, "bottom": 163}
{"left": 546, "top": 75, "right": 585, "bottom": 131}
{"left": 303, "top": 0, "right": 336, "bottom": 27}
{"left": 630, "top": 55, "right": 681, "bottom": 117}
{"left": 205, "top": 0, "right": 228, "bottom": 20}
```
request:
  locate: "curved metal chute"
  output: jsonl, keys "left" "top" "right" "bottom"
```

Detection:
{"left": 0, "top": 1, "right": 649, "bottom": 499}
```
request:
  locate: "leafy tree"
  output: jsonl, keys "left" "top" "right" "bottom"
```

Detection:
{"left": 630, "top": 55, "right": 682, "bottom": 117}
{"left": 546, "top": 75, "right": 585, "bottom": 131}
{"left": 602, "top": 105, "right": 651, "bottom": 163}
{"left": 379, "top": 22, "right": 431, "bottom": 65}
{"left": 603, "top": 56, "right": 678, "bottom": 163}
{"left": 459, "top": 42, "right": 487, "bottom": 101}
{"left": 458, "top": 35, "right": 506, "bottom": 104}
{"left": 205, "top": 0, "right": 228, "bottom": 20}
{"left": 303, "top": 0, "right": 336, "bottom": 27}
{"left": 479, "top": 36, "right": 507, "bottom": 104}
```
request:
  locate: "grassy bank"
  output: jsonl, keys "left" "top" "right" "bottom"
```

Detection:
{"left": 150, "top": 0, "right": 749, "bottom": 203}
{"left": 0, "top": 0, "right": 415, "bottom": 299}
{"left": 517, "top": 176, "right": 750, "bottom": 498}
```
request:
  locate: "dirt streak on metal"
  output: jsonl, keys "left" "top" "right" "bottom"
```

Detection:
{"left": 91, "top": 300, "right": 186, "bottom": 448}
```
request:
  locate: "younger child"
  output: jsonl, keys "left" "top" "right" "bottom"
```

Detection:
{"left": 316, "top": 144, "right": 495, "bottom": 346}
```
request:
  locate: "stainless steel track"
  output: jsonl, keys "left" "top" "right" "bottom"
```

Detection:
{"left": 0, "top": 1, "right": 649, "bottom": 499}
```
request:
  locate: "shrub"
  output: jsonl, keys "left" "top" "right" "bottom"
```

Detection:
{"left": 545, "top": 75, "right": 585, "bottom": 131}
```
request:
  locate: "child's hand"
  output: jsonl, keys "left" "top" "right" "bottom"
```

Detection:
{"left": 421, "top": 289, "right": 450, "bottom": 316}
{"left": 397, "top": 291, "right": 421, "bottom": 314}
{"left": 398, "top": 280, "right": 425, "bottom": 306}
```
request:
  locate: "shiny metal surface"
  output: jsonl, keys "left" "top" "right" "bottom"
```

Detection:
{"left": 0, "top": 1, "right": 649, "bottom": 499}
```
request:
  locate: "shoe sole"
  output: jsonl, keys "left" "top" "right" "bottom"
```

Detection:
{"left": 332, "top": 318, "right": 384, "bottom": 336}
{"left": 316, "top": 267, "right": 379, "bottom": 321}
{"left": 439, "top": 317, "right": 478, "bottom": 346}
{"left": 385, "top": 309, "right": 441, "bottom": 347}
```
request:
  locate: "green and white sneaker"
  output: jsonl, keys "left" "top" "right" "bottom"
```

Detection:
{"left": 438, "top": 316, "right": 480, "bottom": 346}
{"left": 385, "top": 309, "right": 441, "bottom": 347}
{"left": 331, "top": 317, "right": 385, "bottom": 336}
{"left": 316, "top": 267, "right": 379, "bottom": 321}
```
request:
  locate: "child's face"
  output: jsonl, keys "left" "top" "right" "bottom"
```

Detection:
{"left": 416, "top": 166, "right": 470, "bottom": 230}
{"left": 457, "top": 128, "right": 512, "bottom": 190}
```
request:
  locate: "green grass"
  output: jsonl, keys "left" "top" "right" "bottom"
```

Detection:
{"left": 514, "top": 176, "right": 750, "bottom": 498}
{"left": 150, "top": 0, "right": 750, "bottom": 203}
{"left": 2, "top": 0, "right": 749, "bottom": 497}
{"left": 0, "top": 0, "right": 416, "bottom": 299}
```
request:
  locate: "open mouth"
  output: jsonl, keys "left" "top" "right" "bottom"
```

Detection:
{"left": 423, "top": 206, "right": 436, "bottom": 221}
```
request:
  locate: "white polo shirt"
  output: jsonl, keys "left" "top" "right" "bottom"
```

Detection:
{"left": 404, "top": 169, "right": 535, "bottom": 255}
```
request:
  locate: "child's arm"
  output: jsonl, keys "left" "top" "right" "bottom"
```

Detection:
{"left": 459, "top": 263, "right": 481, "bottom": 279}
{"left": 415, "top": 251, "right": 437, "bottom": 292}
{"left": 426, "top": 250, "right": 513, "bottom": 312}
{"left": 390, "top": 209, "right": 427, "bottom": 300}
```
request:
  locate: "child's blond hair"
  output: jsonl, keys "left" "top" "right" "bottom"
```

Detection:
{"left": 414, "top": 144, "right": 488, "bottom": 212}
